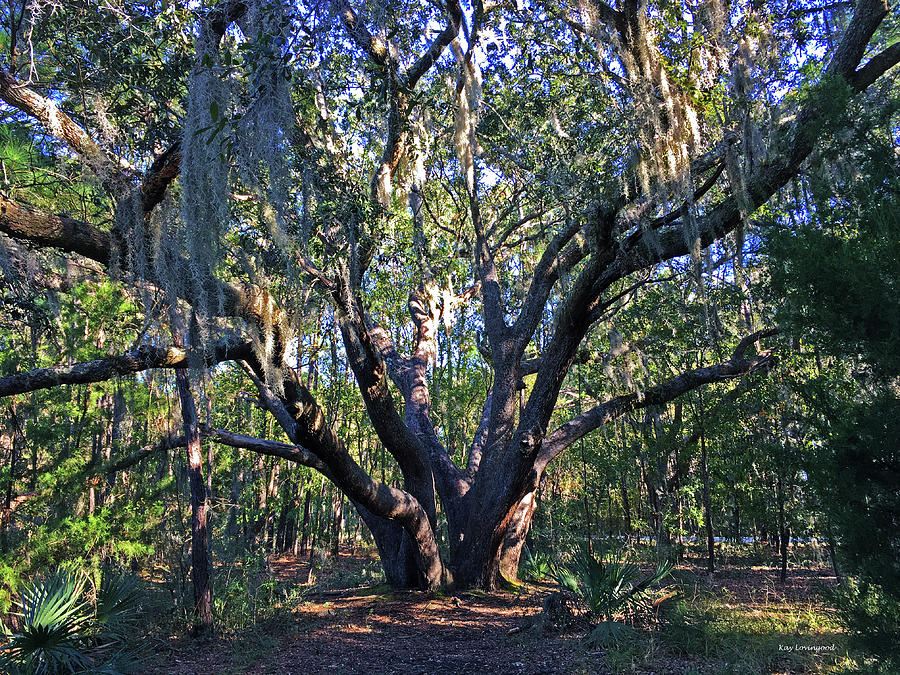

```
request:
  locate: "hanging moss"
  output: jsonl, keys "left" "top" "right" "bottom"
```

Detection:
{"left": 174, "top": 0, "right": 296, "bottom": 377}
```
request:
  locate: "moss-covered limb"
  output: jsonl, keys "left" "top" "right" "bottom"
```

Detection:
{"left": 0, "top": 194, "right": 112, "bottom": 263}
{"left": 0, "top": 0, "right": 247, "bottom": 199}
{"left": 334, "top": 0, "right": 461, "bottom": 221}
{"left": 507, "top": 0, "right": 897, "bottom": 476}
{"left": 0, "top": 193, "right": 290, "bottom": 352}
{"left": 0, "top": 70, "right": 131, "bottom": 185}
{"left": 616, "top": 0, "right": 898, "bottom": 281}
{"left": 0, "top": 340, "right": 252, "bottom": 398}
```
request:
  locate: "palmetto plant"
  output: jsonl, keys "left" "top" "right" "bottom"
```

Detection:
{"left": 554, "top": 548, "right": 673, "bottom": 624}
{"left": 0, "top": 567, "right": 142, "bottom": 674}
{"left": 519, "top": 547, "right": 555, "bottom": 583}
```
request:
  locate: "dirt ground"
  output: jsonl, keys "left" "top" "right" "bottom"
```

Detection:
{"left": 141, "top": 550, "right": 840, "bottom": 675}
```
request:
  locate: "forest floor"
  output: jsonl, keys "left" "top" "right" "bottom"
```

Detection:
{"left": 142, "top": 547, "right": 852, "bottom": 674}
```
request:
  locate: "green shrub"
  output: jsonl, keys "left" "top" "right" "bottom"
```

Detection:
{"left": 829, "top": 578, "right": 900, "bottom": 671}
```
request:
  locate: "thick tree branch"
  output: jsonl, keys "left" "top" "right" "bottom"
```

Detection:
{"left": 334, "top": 282, "right": 439, "bottom": 526}
{"left": 847, "top": 41, "right": 900, "bottom": 91}
{"left": 206, "top": 0, "right": 247, "bottom": 38}
{"left": 140, "top": 142, "right": 182, "bottom": 213}
{"left": 511, "top": 217, "right": 587, "bottom": 351}
{"left": 332, "top": 0, "right": 392, "bottom": 69}
{"left": 472, "top": 194, "right": 509, "bottom": 351}
{"left": 465, "top": 391, "right": 492, "bottom": 475}
{"left": 404, "top": 1, "right": 463, "bottom": 89}
{"left": 372, "top": 283, "right": 474, "bottom": 512}
{"left": 0, "top": 70, "right": 129, "bottom": 182}
{"left": 536, "top": 329, "right": 779, "bottom": 471}
{"left": 583, "top": 0, "right": 621, "bottom": 28}
{"left": 0, "top": 194, "right": 113, "bottom": 262}
{"left": 0, "top": 341, "right": 252, "bottom": 398}
{"left": 609, "top": 0, "right": 897, "bottom": 298}
{"left": 405, "top": 283, "right": 470, "bottom": 513}
{"left": 0, "top": 194, "right": 290, "bottom": 352}
{"left": 244, "top": 358, "right": 446, "bottom": 588}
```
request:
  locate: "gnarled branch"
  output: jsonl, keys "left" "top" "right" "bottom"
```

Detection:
{"left": 0, "top": 341, "right": 252, "bottom": 398}
{"left": 536, "top": 329, "right": 779, "bottom": 471}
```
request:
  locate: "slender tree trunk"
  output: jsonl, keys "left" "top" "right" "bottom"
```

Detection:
{"left": 2, "top": 405, "right": 22, "bottom": 553}
{"left": 226, "top": 468, "right": 241, "bottom": 542}
{"left": 275, "top": 484, "right": 289, "bottom": 553}
{"left": 350, "top": 511, "right": 361, "bottom": 553}
{"left": 175, "top": 368, "right": 213, "bottom": 635}
{"left": 698, "top": 395, "right": 715, "bottom": 574}
{"left": 331, "top": 493, "right": 343, "bottom": 557}
{"left": 732, "top": 495, "right": 740, "bottom": 544}
{"left": 579, "top": 437, "right": 594, "bottom": 554}
{"left": 265, "top": 460, "right": 279, "bottom": 552}
{"left": 104, "top": 389, "right": 125, "bottom": 505}
{"left": 299, "top": 489, "right": 312, "bottom": 554}
{"left": 620, "top": 476, "right": 632, "bottom": 537}
{"left": 169, "top": 307, "right": 212, "bottom": 635}
{"left": 826, "top": 527, "right": 842, "bottom": 581}
{"left": 777, "top": 476, "right": 788, "bottom": 583}
{"left": 89, "top": 431, "right": 99, "bottom": 515}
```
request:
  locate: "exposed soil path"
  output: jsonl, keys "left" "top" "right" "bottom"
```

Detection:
{"left": 144, "top": 553, "right": 590, "bottom": 674}
{"left": 143, "top": 550, "right": 840, "bottom": 675}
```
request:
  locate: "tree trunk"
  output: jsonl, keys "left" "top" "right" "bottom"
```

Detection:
{"left": 620, "top": 476, "right": 632, "bottom": 537}
{"left": 226, "top": 468, "right": 241, "bottom": 542}
{"left": 2, "top": 405, "right": 22, "bottom": 554}
{"left": 497, "top": 492, "right": 537, "bottom": 583}
{"left": 732, "top": 496, "right": 740, "bottom": 544}
{"left": 777, "top": 476, "right": 788, "bottom": 583}
{"left": 331, "top": 493, "right": 343, "bottom": 557}
{"left": 275, "top": 483, "right": 289, "bottom": 553}
{"left": 699, "top": 403, "right": 715, "bottom": 574}
{"left": 299, "top": 488, "right": 312, "bottom": 554}
{"left": 358, "top": 506, "right": 421, "bottom": 587}
{"left": 175, "top": 368, "right": 213, "bottom": 636}
{"left": 826, "top": 527, "right": 841, "bottom": 581}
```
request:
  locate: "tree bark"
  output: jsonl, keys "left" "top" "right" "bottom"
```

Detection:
{"left": 698, "top": 393, "right": 715, "bottom": 574}
{"left": 497, "top": 491, "right": 537, "bottom": 583}
{"left": 299, "top": 489, "right": 312, "bottom": 554}
{"left": 174, "top": 368, "right": 213, "bottom": 635}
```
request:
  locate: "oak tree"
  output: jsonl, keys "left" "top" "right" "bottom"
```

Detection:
{"left": 0, "top": 0, "right": 898, "bottom": 598}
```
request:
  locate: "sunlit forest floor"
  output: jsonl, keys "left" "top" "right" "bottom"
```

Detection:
{"left": 141, "top": 547, "right": 852, "bottom": 674}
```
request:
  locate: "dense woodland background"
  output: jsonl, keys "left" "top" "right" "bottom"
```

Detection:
{"left": 0, "top": 0, "right": 898, "bottom": 672}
